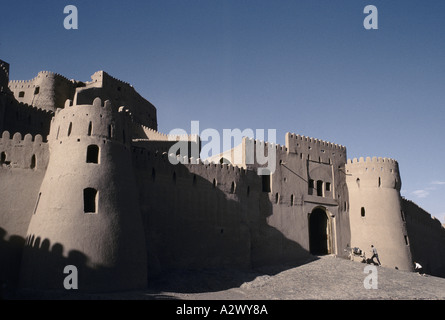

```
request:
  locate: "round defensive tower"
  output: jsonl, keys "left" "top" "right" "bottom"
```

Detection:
{"left": 345, "top": 157, "right": 413, "bottom": 271}
{"left": 20, "top": 97, "right": 147, "bottom": 292}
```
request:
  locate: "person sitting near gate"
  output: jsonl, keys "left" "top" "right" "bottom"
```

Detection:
{"left": 414, "top": 262, "right": 424, "bottom": 275}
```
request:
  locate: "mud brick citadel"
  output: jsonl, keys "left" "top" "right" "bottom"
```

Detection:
{"left": 0, "top": 58, "right": 444, "bottom": 293}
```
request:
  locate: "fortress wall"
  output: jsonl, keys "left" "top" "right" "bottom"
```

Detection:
{"left": 76, "top": 71, "right": 157, "bottom": 131}
{"left": 133, "top": 134, "right": 353, "bottom": 275}
{"left": 133, "top": 148, "right": 313, "bottom": 275}
{"left": 0, "top": 95, "right": 53, "bottom": 140}
{"left": 0, "top": 131, "right": 48, "bottom": 288}
{"left": 8, "top": 71, "right": 77, "bottom": 112}
{"left": 346, "top": 157, "right": 413, "bottom": 271}
{"left": 402, "top": 198, "right": 445, "bottom": 277}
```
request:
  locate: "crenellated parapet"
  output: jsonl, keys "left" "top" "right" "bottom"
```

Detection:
{"left": 8, "top": 70, "right": 78, "bottom": 112}
{"left": 0, "top": 131, "right": 48, "bottom": 170}
{"left": 346, "top": 156, "right": 401, "bottom": 190}
{"left": 76, "top": 71, "right": 157, "bottom": 131}
{"left": 285, "top": 132, "right": 347, "bottom": 165}
{"left": 140, "top": 125, "right": 200, "bottom": 144}
{"left": 49, "top": 97, "right": 133, "bottom": 146}
{"left": 0, "top": 95, "right": 53, "bottom": 141}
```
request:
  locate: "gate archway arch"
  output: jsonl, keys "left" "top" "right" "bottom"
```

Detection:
{"left": 309, "top": 207, "right": 333, "bottom": 255}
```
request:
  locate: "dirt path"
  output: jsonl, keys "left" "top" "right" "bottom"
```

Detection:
{"left": 12, "top": 255, "right": 445, "bottom": 300}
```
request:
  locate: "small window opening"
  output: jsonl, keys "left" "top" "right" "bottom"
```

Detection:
{"left": 0, "top": 152, "right": 6, "bottom": 164}
{"left": 262, "top": 174, "right": 271, "bottom": 192}
{"left": 34, "top": 87, "right": 40, "bottom": 95}
{"left": 83, "top": 188, "right": 98, "bottom": 214}
{"left": 88, "top": 121, "right": 93, "bottom": 136}
{"left": 67, "top": 122, "right": 72, "bottom": 136}
{"left": 317, "top": 180, "right": 323, "bottom": 197}
{"left": 86, "top": 145, "right": 99, "bottom": 163}
{"left": 404, "top": 235, "right": 409, "bottom": 245}
{"left": 275, "top": 192, "right": 279, "bottom": 204}
{"left": 18, "top": 91, "right": 25, "bottom": 98}
{"left": 30, "top": 154, "right": 36, "bottom": 169}
{"left": 378, "top": 177, "right": 381, "bottom": 187}
{"left": 212, "top": 178, "right": 217, "bottom": 188}
{"left": 230, "top": 181, "right": 235, "bottom": 194}
{"left": 361, "top": 207, "right": 366, "bottom": 217}
{"left": 326, "top": 182, "right": 331, "bottom": 192}
{"left": 291, "top": 194, "right": 294, "bottom": 206}
{"left": 308, "top": 179, "right": 314, "bottom": 188}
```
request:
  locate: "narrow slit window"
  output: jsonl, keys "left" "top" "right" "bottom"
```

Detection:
{"left": 30, "top": 154, "right": 36, "bottom": 169}
{"left": 291, "top": 194, "right": 294, "bottom": 206}
{"left": 88, "top": 121, "right": 93, "bottom": 136}
{"left": 230, "top": 181, "right": 235, "bottom": 194}
{"left": 275, "top": 193, "right": 279, "bottom": 204}
{"left": 83, "top": 188, "right": 98, "bottom": 214}
{"left": 34, "top": 87, "right": 40, "bottom": 95}
{"left": 86, "top": 145, "right": 99, "bottom": 163}
{"left": 317, "top": 180, "right": 323, "bottom": 197}
{"left": 361, "top": 207, "right": 366, "bottom": 217}
{"left": 67, "top": 122, "right": 72, "bottom": 136}
{"left": 33, "top": 192, "right": 41, "bottom": 215}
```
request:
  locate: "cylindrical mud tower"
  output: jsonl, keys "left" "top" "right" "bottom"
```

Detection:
{"left": 20, "top": 97, "right": 147, "bottom": 292}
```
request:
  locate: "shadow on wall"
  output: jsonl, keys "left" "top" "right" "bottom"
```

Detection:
{"left": 136, "top": 156, "right": 319, "bottom": 294}
{"left": 0, "top": 227, "right": 116, "bottom": 299}
{"left": 1, "top": 160, "right": 320, "bottom": 298}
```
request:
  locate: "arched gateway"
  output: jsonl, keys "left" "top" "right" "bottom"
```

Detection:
{"left": 309, "top": 207, "right": 332, "bottom": 255}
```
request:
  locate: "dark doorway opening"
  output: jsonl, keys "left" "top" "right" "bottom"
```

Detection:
{"left": 309, "top": 207, "right": 330, "bottom": 255}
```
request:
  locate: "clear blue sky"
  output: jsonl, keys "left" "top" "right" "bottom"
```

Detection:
{"left": 1, "top": 0, "right": 444, "bottom": 222}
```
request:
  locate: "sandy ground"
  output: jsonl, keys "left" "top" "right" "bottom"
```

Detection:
{"left": 12, "top": 255, "right": 445, "bottom": 300}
